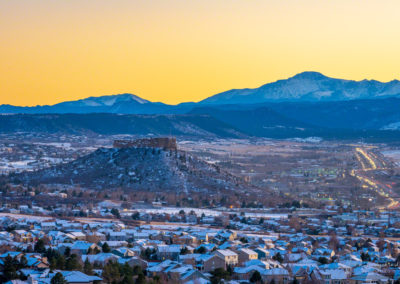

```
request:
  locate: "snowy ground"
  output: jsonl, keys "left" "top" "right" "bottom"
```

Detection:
{"left": 124, "top": 207, "right": 288, "bottom": 219}
{"left": 382, "top": 150, "right": 400, "bottom": 166}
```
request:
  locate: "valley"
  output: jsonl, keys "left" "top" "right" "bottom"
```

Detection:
{"left": 2, "top": 133, "right": 400, "bottom": 211}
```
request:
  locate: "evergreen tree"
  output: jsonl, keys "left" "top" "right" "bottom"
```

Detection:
{"left": 64, "top": 247, "right": 71, "bottom": 257}
{"left": 65, "top": 254, "right": 82, "bottom": 271}
{"left": 210, "top": 268, "right": 231, "bottom": 284}
{"left": 121, "top": 275, "right": 135, "bottom": 284}
{"left": 111, "top": 208, "right": 121, "bottom": 219}
{"left": 51, "top": 272, "right": 67, "bottom": 284}
{"left": 18, "top": 255, "right": 28, "bottom": 269}
{"left": 318, "top": 257, "right": 329, "bottom": 264}
{"left": 102, "top": 242, "right": 111, "bottom": 253}
{"left": 361, "top": 252, "right": 371, "bottom": 261}
{"left": 102, "top": 261, "right": 122, "bottom": 284}
{"left": 50, "top": 257, "right": 57, "bottom": 270}
{"left": 121, "top": 262, "right": 135, "bottom": 284}
{"left": 56, "top": 255, "right": 66, "bottom": 270}
{"left": 3, "top": 255, "right": 18, "bottom": 281}
{"left": 83, "top": 258, "right": 93, "bottom": 275}
{"left": 34, "top": 239, "right": 46, "bottom": 253}
{"left": 122, "top": 262, "right": 134, "bottom": 277}
{"left": 135, "top": 273, "right": 146, "bottom": 284}
{"left": 195, "top": 246, "right": 206, "bottom": 254}
{"left": 133, "top": 265, "right": 143, "bottom": 276}
{"left": 250, "top": 271, "right": 262, "bottom": 283}
{"left": 273, "top": 252, "right": 283, "bottom": 263}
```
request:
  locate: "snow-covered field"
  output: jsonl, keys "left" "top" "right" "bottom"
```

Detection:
{"left": 0, "top": 213, "right": 52, "bottom": 221}
{"left": 34, "top": 142, "right": 72, "bottom": 149}
{"left": 125, "top": 207, "right": 288, "bottom": 219}
{"left": 0, "top": 157, "right": 70, "bottom": 174}
{"left": 382, "top": 150, "right": 400, "bottom": 166}
{"left": 0, "top": 159, "right": 36, "bottom": 173}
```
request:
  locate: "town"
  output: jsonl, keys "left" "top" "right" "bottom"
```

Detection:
{"left": 1, "top": 136, "right": 400, "bottom": 283}
{"left": 3, "top": 0, "right": 400, "bottom": 283}
{"left": 0, "top": 198, "right": 400, "bottom": 283}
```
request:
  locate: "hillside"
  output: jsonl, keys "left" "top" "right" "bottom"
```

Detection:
{"left": 13, "top": 147, "right": 248, "bottom": 194}
{"left": 189, "top": 98, "right": 400, "bottom": 140}
{"left": 3, "top": 97, "right": 400, "bottom": 140}
{"left": 0, "top": 113, "right": 245, "bottom": 138}
{"left": 190, "top": 106, "right": 313, "bottom": 138}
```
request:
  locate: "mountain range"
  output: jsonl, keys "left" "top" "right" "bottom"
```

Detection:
{"left": 201, "top": 71, "right": 400, "bottom": 104}
{"left": 0, "top": 93, "right": 172, "bottom": 114}
{"left": 2, "top": 72, "right": 400, "bottom": 114}
{"left": 2, "top": 71, "right": 400, "bottom": 140}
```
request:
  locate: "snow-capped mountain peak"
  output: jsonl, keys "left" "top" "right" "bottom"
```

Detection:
{"left": 61, "top": 93, "right": 150, "bottom": 107}
{"left": 200, "top": 71, "right": 400, "bottom": 104}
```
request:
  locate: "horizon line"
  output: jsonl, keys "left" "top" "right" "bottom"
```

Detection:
{"left": 2, "top": 71, "right": 400, "bottom": 107}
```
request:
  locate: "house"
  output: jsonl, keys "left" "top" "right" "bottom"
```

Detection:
{"left": 25, "top": 253, "right": 49, "bottom": 269}
{"left": 180, "top": 269, "right": 209, "bottom": 284}
{"left": 0, "top": 251, "right": 25, "bottom": 260}
{"left": 196, "top": 243, "right": 215, "bottom": 253}
{"left": 98, "top": 200, "right": 122, "bottom": 209}
{"left": 20, "top": 269, "right": 102, "bottom": 284}
{"left": 50, "top": 270, "right": 102, "bottom": 284}
{"left": 350, "top": 272, "right": 389, "bottom": 284}
{"left": 66, "top": 232, "right": 86, "bottom": 241}
{"left": 319, "top": 262, "right": 353, "bottom": 277}
{"left": 262, "top": 268, "right": 291, "bottom": 284}
{"left": 58, "top": 241, "right": 98, "bottom": 256}
{"left": 202, "top": 254, "right": 226, "bottom": 272}
{"left": 108, "top": 231, "right": 127, "bottom": 241}
{"left": 99, "top": 241, "right": 128, "bottom": 248}
{"left": 214, "top": 249, "right": 238, "bottom": 267}
{"left": 193, "top": 232, "right": 208, "bottom": 243}
{"left": 237, "top": 248, "right": 258, "bottom": 265}
{"left": 86, "top": 232, "right": 106, "bottom": 242}
{"left": 319, "top": 269, "right": 347, "bottom": 284}
{"left": 72, "top": 241, "right": 99, "bottom": 255}
{"left": 212, "top": 231, "right": 236, "bottom": 244}
{"left": 118, "top": 256, "right": 148, "bottom": 269}
{"left": 41, "top": 222, "right": 57, "bottom": 232}
{"left": 156, "top": 245, "right": 181, "bottom": 261}
{"left": 284, "top": 252, "right": 307, "bottom": 263}
{"left": 12, "top": 230, "right": 33, "bottom": 243}
{"left": 255, "top": 247, "right": 270, "bottom": 260}
{"left": 82, "top": 253, "right": 119, "bottom": 266}
{"left": 234, "top": 265, "right": 266, "bottom": 281}
{"left": 168, "top": 264, "right": 195, "bottom": 283}
{"left": 112, "top": 247, "right": 136, "bottom": 258}
{"left": 172, "top": 234, "right": 197, "bottom": 245}
{"left": 147, "top": 260, "right": 180, "bottom": 278}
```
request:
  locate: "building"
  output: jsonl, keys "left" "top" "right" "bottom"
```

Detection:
{"left": 214, "top": 249, "right": 238, "bottom": 267}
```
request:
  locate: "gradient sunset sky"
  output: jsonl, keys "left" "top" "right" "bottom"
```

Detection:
{"left": 1, "top": 0, "right": 400, "bottom": 106}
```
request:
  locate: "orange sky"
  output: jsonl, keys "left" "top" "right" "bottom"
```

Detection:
{"left": 1, "top": 0, "right": 400, "bottom": 106}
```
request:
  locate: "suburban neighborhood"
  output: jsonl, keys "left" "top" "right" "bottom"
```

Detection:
{"left": 0, "top": 201, "right": 400, "bottom": 284}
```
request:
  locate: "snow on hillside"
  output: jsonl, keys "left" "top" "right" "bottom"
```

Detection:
{"left": 381, "top": 122, "right": 400, "bottom": 130}
{"left": 201, "top": 71, "right": 400, "bottom": 104}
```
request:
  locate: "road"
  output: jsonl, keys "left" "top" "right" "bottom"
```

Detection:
{"left": 351, "top": 147, "right": 399, "bottom": 209}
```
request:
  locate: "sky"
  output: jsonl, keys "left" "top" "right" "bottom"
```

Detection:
{"left": 1, "top": 0, "right": 400, "bottom": 106}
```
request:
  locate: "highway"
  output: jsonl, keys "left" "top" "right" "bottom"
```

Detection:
{"left": 351, "top": 147, "right": 399, "bottom": 209}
